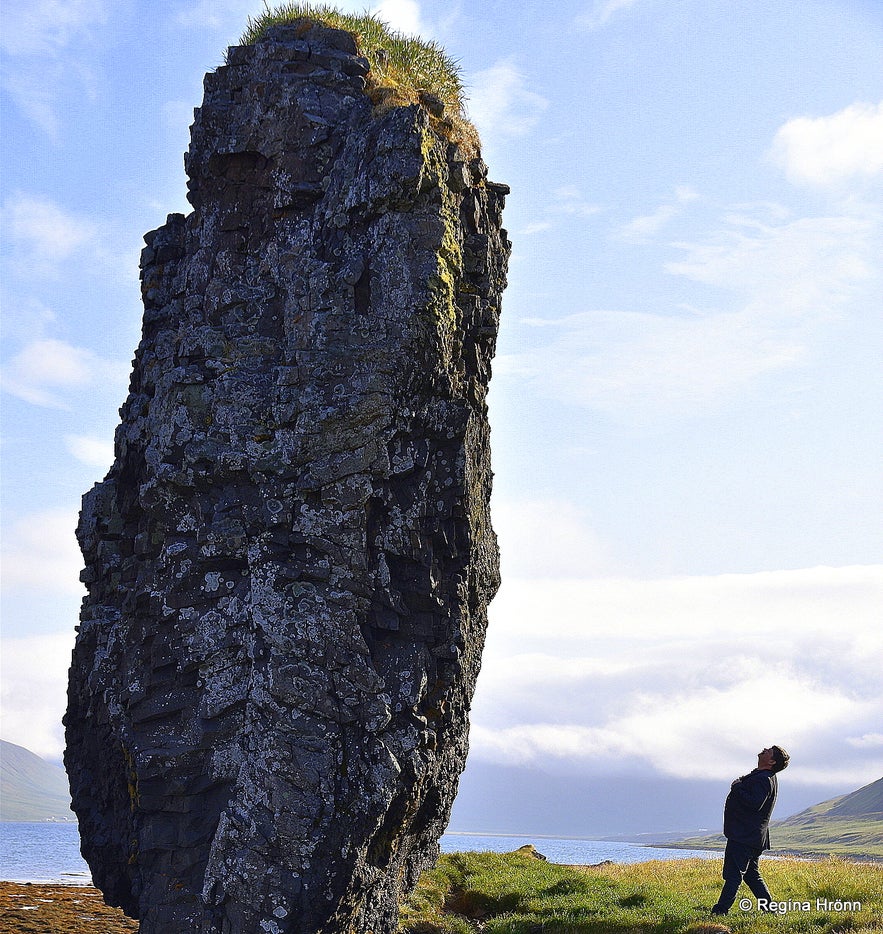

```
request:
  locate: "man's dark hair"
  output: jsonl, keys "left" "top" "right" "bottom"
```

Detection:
{"left": 771, "top": 745, "right": 790, "bottom": 773}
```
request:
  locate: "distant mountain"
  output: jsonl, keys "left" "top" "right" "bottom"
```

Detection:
{"left": 664, "top": 776, "right": 883, "bottom": 858}
{"left": 769, "top": 776, "right": 883, "bottom": 857}
{"left": 782, "top": 776, "right": 883, "bottom": 820}
{"left": 0, "top": 740, "right": 74, "bottom": 822}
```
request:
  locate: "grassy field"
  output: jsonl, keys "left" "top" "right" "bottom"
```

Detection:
{"left": 773, "top": 822, "right": 883, "bottom": 859}
{"left": 400, "top": 849, "right": 883, "bottom": 934}
{"left": 2, "top": 852, "right": 880, "bottom": 933}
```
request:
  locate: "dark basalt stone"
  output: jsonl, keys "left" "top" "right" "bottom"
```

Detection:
{"left": 64, "top": 23, "right": 509, "bottom": 934}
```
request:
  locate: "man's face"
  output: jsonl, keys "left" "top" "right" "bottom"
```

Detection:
{"left": 757, "top": 747, "right": 776, "bottom": 770}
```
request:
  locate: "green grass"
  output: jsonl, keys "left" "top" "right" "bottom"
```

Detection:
{"left": 767, "top": 818, "right": 883, "bottom": 859}
{"left": 399, "top": 850, "right": 883, "bottom": 934}
{"left": 234, "top": 3, "right": 478, "bottom": 151}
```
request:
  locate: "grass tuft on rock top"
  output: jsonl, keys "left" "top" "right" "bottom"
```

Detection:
{"left": 399, "top": 850, "right": 883, "bottom": 934}
{"left": 236, "top": 2, "right": 479, "bottom": 151}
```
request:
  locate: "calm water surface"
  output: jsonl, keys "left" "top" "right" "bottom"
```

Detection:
{"left": 441, "top": 832, "right": 720, "bottom": 865}
{"left": 0, "top": 822, "right": 90, "bottom": 884}
{"left": 0, "top": 822, "right": 720, "bottom": 884}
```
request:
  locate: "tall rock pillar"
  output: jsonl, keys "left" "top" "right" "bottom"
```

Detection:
{"left": 64, "top": 21, "right": 509, "bottom": 934}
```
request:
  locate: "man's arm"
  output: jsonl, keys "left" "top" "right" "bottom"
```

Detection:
{"left": 729, "top": 771, "right": 773, "bottom": 810}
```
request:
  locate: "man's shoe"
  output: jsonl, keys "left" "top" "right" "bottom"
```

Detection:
{"left": 711, "top": 906, "right": 728, "bottom": 916}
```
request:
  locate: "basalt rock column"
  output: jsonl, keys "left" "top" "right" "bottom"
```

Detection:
{"left": 64, "top": 22, "right": 509, "bottom": 934}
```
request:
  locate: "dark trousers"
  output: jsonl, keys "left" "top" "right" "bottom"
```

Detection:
{"left": 712, "top": 840, "right": 773, "bottom": 913}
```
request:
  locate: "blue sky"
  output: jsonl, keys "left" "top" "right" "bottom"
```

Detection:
{"left": 2, "top": 0, "right": 882, "bottom": 828}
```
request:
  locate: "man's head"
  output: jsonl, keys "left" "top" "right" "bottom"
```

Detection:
{"left": 758, "top": 745, "right": 790, "bottom": 772}
{"left": 770, "top": 745, "right": 790, "bottom": 773}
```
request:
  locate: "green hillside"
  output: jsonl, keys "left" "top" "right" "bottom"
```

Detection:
{"left": 666, "top": 777, "right": 883, "bottom": 858}
{"left": 788, "top": 776, "right": 883, "bottom": 820}
{"left": 0, "top": 741, "right": 74, "bottom": 822}
{"left": 769, "top": 776, "right": 883, "bottom": 857}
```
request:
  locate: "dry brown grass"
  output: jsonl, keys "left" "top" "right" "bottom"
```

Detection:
{"left": 0, "top": 883, "right": 137, "bottom": 934}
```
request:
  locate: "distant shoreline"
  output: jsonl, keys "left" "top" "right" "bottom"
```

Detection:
{"left": 3, "top": 848, "right": 881, "bottom": 888}
{"left": 0, "top": 819, "right": 77, "bottom": 824}
{"left": 3, "top": 847, "right": 881, "bottom": 889}
{"left": 445, "top": 830, "right": 712, "bottom": 844}
{"left": 446, "top": 832, "right": 883, "bottom": 863}
{"left": 444, "top": 830, "right": 676, "bottom": 842}
{"left": 654, "top": 841, "right": 883, "bottom": 863}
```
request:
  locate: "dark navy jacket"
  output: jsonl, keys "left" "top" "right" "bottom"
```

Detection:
{"left": 722, "top": 768, "right": 778, "bottom": 850}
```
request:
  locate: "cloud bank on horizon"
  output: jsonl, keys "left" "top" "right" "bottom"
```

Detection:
{"left": 471, "top": 559, "right": 883, "bottom": 788}
{"left": 1, "top": 0, "right": 881, "bottom": 804}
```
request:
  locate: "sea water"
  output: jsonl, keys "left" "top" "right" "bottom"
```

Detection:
{"left": 0, "top": 823, "right": 720, "bottom": 885}
{"left": 441, "top": 832, "right": 720, "bottom": 865}
{"left": 0, "top": 822, "right": 90, "bottom": 884}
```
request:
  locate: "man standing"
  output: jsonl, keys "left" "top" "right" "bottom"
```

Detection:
{"left": 711, "top": 745, "right": 790, "bottom": 916}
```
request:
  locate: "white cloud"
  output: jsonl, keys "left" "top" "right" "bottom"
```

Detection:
{"left": 607, "top": 672, "right": 866, "bottom": 782}
{"left": 550, "top": 186, "right": 602, "bottom": 218}
{"left": 674, "top": 185, "right": 699, "bottom": 203}
{"left": 517, "top": 188, "right": 600, "bottom": 237}
{"left": 3, "top": 192, "right": 141, "bottom": 288}
{"left": 521, "top": 221, "right": 553, "bottom": 236}
{"left": 667, "top": 214, "right": 875, "bottom": 302}
{"left": 0, "top": 0, "right": 103, "bottom": 57}
{"left": 617, "top": 185, "right": 699, "bottom": 243}
{"left": 577, "top": 0, "right": 641, "bottom": 30}
{"left": 372, "top": 0, "right": 426, "bottom": 34}
{"left": 0, "top": 296, "right": 56, "bottom": 344}
{"left": 481, "top": 654, "right": 636, "bottom": 688}
{"left": 472, "top": 722, "right": 620, "bottom": 764}
{"left": 0, "top": 0, "right": 106, "bottom": 136}
{"left": 470, "top": 565, "right": 883, "bottom": 786}
{"left": 771, "top": 101, "right": 883, "bottom": 189}
{"left": 2, "top": 339, "right": 96, "bottom": 402}
{"left": 65, "top": 433, "right": 114, "bottom": 468}
{"left": 847, "top": 733, "right": 883, "bottom": 749}
{"left": 500, "top": 206, "right": 878, "bottom": 421}
{"left": 1, "top": 337, "right": 126, "bottom": 408}
{"left": 175, "top": 0, "right": 257, "bottom": 30}
{"left": 0, "top": 632, "right": 76, "bottom": 761}
{"left": 486, "top": 565, "right": 883, "bottom": 648}
{"left": 618, "top": 204, "right": 679, "bottom": 242}
{"left": 0, "top": 508, "right": 85, "bottom": 596}
{"left": 500, "top": 304, "right": 803, "bottom": 421}
{"left": 2, "top": 192, "right": 100, "bottom": 276}
{"left": 493, "top": 497, "right": 612, "bottom": 579}
{"left": 465, "top": 59, "right": 548, "bottom": 140}
{"left": 1, "top": 71, "right": 59, "bottom": 138}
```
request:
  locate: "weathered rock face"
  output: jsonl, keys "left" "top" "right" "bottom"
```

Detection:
{"left": 64, "top": 23, "right": 508, "bottom": 934}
